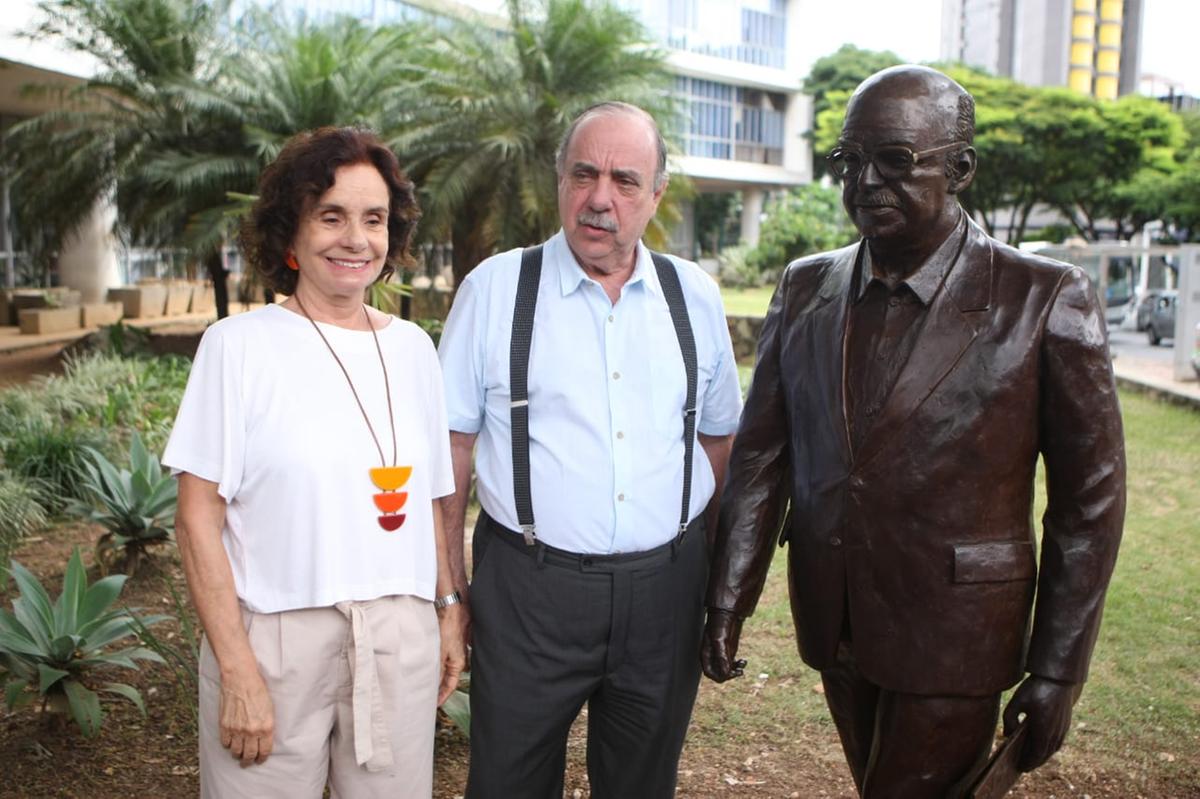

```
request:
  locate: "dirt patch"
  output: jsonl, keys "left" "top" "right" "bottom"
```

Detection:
{"left": 0, "top": 344, "right": 67, "bottom": 388}
{"left": 1, "top": 525, "right": 1196, "bottom": 798}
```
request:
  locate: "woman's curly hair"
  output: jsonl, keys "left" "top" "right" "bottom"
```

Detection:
{"left": 241, "top": 127, "right": 421, "bottom": 296}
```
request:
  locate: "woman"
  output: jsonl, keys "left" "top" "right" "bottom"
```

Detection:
{"left": 164, "top": 127, "right": 466, "bottom": 798}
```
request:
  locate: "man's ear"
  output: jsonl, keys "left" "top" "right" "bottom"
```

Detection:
{"left": 946, "top": 146, "right": 977, "bottom": 195}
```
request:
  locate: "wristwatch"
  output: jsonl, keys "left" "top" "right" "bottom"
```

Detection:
{"left": 433, "top": 591, "right": 462, "bottom": 610}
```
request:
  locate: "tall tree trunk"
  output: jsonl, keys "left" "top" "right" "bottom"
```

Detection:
{"left": 205, "top": 250, "right": 229, "bottom": 319}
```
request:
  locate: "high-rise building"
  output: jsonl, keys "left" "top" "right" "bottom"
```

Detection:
{"left": 940, "top": 0, "right": 1144, "bottom": 100}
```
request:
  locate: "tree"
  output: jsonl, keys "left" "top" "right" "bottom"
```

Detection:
{"left": 389, "top": 0, "right": 678, "bottom": 286}
{"left": 802, "top": 45, "right": 903, "bottom": 177}
{"left": 5, "top": 0, "right": 229, "bottom": 299}
{"left": 7, "top": 2, "right": 423, "bottom": 317}
{"left": 1162, "top": 110, "right": 1200, "bottom": 241}
{"left": 744, "top": 184, "right": 854, "bottom": 280}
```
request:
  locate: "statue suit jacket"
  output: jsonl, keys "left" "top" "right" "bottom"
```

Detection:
{"left": 707, "top": 217, "right": 1125, "bottom": 697}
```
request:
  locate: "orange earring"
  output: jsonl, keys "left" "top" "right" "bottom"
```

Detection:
{"left": 285, "top": 252, "right": 299, "bottom": 271}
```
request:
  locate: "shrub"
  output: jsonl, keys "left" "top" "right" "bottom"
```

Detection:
{"left": 0, "top": 475, "right": 49, "bottom": 564}
{"left": 2, "top": 421, "right": 106, "bottom": 512}
{"left": 0, "top": 548, "right": 167, "bottom": 737}
{"left": 744, "top": 184, "right": 856, "bottom": 282}
{"left": 73, "top": 432, "right": 178, "bottom": 577}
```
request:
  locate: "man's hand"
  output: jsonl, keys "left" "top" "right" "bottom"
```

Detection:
{"left": 218, "top": 666, "right": 275, "bottom": 766}
{"left": 437, "top": 603, "right": 469, "bottom": 705}
{"left": 1002, "top": 675, "right": 1081, "bottom": 772}
{"left": 700, "top": 609, "right": 747, "bottom": 682}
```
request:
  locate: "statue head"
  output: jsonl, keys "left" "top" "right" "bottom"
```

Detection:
{"left": 832, "top": 65, "right": 977, "bottom": 252}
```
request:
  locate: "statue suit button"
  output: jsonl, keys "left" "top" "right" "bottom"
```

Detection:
{"left": 830, "top": 536, "right": 842, "bottom": 547}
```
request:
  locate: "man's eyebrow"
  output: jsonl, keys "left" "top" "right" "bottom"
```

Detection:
{"left": 611, "top": 167, "right": 643, "bottom": 184}
{"left": 570, "top": 161, "right": 600, "bottom": 174}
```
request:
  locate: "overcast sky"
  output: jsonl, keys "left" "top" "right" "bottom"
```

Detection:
{"left": 797, "top": 0, "right": 1200, "bottom": 96}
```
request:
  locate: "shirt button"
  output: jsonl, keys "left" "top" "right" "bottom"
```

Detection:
{"left": 608, "top": 314, "right": 615, "bottom": 323}
{"left": 617, "top": 493, "right": 625, "bottom": 502}
{"left": 612, "top": 371, "right": 621, "bottom": 380}
{"left": 616, "top": 431, "right": 625, "bottom": 439}
{"left": 888, "top": 297, "right": 900, "bottom": 308}
{"left": 830, "top": 536, "right": 842, "bottom": 547}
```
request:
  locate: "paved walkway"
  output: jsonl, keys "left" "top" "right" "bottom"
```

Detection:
{"left": 1111, "top": 354, "right": 1200, "bottom": 410}
{"left": 0, "top": 303, "right": 263, "bottom": 355}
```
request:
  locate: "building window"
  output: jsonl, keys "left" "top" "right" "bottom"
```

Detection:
{"left": 676, "top": 78, "right": 785, "bottom": 165}
{"left": 659, "top": 0, "right": 787, "bottom": 69}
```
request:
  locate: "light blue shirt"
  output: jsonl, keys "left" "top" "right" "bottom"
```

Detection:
{"left": 439, "top": 231, "right": 743, "bottom": 554}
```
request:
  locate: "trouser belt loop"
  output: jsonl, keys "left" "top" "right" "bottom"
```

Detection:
{"left": 535, "top": 542, "right": 547, "bottom": 569}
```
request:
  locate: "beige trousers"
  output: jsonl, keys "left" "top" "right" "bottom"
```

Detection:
{"left": 198, "top": 595, "right": 440, "bottom": 799}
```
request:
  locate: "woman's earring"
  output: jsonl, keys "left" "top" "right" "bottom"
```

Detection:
{"left": 286, "top": 251, "right": 300, "bottom": 271}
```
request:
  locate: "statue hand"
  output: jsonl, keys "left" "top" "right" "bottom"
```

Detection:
{"left": 1002, "top": 675, "right": 1081, "bottom": 772}
{"left": 700, "top": 609, "right": 746, "bottom": 682}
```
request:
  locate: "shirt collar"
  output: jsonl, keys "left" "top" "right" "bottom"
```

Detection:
{"left": 855, "top": 209, "right": 966, "bottom": 305}
{"left": 551, "top": 231, "right": 660, "bottom": 299}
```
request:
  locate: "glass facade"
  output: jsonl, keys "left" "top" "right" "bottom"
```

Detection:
{"left": 675, "top": 77, "right": 785, "bottom": 165}
{"left": 657, "top": 0, "right": 787, "bottom": 68}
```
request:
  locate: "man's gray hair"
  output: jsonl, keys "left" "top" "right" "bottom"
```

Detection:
{"left": 555, "top": 102, "right": 669, "bottom": 191}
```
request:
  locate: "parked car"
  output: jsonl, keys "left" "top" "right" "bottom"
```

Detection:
{"left": 1146, "top": 290, "right": 1177, "bottom": 346}
{"left": 1135, "top": 289, "right": 1172, "bottom": 331}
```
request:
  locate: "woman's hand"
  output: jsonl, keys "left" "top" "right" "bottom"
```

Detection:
{"left": 218, "top": 663, "right": 275, "bottom": 766}
{"left": 436, "top": 602, "right": 469, "bottom": 705}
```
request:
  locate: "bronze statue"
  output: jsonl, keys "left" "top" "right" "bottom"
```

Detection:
{"left": 701, "top": 65, "right": 1125, "bottom": 798}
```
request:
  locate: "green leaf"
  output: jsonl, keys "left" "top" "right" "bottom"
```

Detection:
{"left": 78, "top": 574, "right": 128, "bottom": 627}
{"left": 100, "top": 682, "right": 145, "bottom": 715}
{"left": 48, "top": 633, "right": 78, "bottom": 660}
{"left": 11, "top": 597, "right": 51, "bottom": 650}
{"left": 130, "top": 431, "right": 149, "bottom": 474}
{"left": 7, "top": 561, "right": 55, "bottom": 640}
{"left": 440, "top": 687, "right": 470, "bottom": 735}
{"left": 0, "top": 630, "right": 45, "bottom": 659}
{"left": 53, "top": 548, "right": 87, "bottom": 637}
{"left": 5, "top": 679, "right": 34, "bottom": 710}
{"left": 37, "top": 663, "right": 70, "bottom": 693}
{"left": 62, "top": 679, "right": 103, "bottom": 738}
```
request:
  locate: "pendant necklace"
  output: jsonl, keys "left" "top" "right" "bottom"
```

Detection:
{"left": 294, "top": 295, "right": 411, "bottom": 532}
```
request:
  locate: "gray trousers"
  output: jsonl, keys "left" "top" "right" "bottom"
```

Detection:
{"left": 465, "top": 512, "right": 708, "bottom": 799}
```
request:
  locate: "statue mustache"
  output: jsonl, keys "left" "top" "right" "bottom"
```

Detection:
{"left": 577, "top": 212, "right": 618, "bottom": 233}
{"left": 857, "top": 193, "right": 899, "bottom": 207}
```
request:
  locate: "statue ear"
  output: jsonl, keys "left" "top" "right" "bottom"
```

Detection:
{"left": 946, "top": 146, "right": 977, "bottom": 195}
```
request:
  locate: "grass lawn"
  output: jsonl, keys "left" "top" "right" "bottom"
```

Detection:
{"left": 692, "top": 386, "right": 1200, "bottom": 793}
{"left": 721, "top": 285, "right": 774, "bottom": 317}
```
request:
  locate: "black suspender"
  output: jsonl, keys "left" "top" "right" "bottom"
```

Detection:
{"left": 508, "top": 245, "right": 699, "bottom": 546}
{"left": 650, "top": 252, "right": 699, "bottom": 536}
{"left": 509, "top": 244, "right": 543, "bottom": 545}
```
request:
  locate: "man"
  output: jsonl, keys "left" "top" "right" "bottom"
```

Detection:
{"left": 701, "top": 66, "right": 1125, "bottom": 798}
{"left": 439, "top": 102, "right": 742, "bottom": 798}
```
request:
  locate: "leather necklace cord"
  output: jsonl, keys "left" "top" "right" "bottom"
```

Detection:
{"left": 293, "top": 295, "right": 398, "bottom": 468}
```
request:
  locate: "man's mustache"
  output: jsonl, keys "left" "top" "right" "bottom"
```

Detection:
{"left": 577, "top": 212, "right": 617, "bottom": 233}
{"left": 856, "top": 193, "right": 899, "bottom": 208}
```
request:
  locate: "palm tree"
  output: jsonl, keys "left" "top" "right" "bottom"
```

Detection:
{"left": 7, "top": 1, "right": 424, "bottom": 317}
{"left": 5, "top": 0, "right": 229, "bottom": 300}
{"left": 388, "top": 0, "right": 680, "bottom": 286}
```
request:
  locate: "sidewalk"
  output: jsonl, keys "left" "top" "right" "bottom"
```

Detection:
{"left": 0, "top": 303, "right": 264, "bottom": 356}
{"left": 1110, "top": 354, "right": 1200, "bottom": 410}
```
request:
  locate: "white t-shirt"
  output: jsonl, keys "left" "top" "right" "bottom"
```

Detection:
{"left": 163, "top": 303, "right": 455, "bottom": 613}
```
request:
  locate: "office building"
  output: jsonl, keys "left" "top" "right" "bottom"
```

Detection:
{"left": 940, "top": 0, "right": 1144, "bottom": 100}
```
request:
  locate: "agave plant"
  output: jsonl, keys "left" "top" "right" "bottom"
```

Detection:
{"left": 0, "top": 549, "right": 167, "bottom": 737}
{"left": 74, "top": 432, "right": 178, "bottom": 577}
